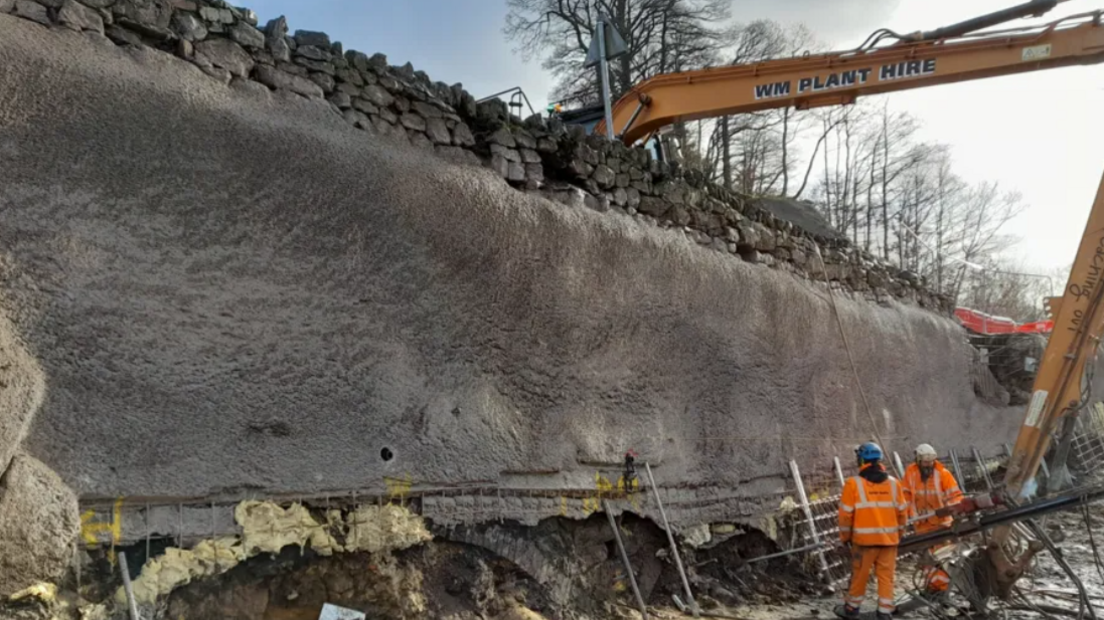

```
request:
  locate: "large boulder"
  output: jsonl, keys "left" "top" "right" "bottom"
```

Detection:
{"left": 0, "top": 314, "right": 45, "bottom": 475}
{"left": 0, "top": 453, "right": 79, "bottom": 596}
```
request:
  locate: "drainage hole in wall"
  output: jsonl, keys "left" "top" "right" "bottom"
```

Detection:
{"left": 380, "top": 447, "right": 394, "bottom": 462}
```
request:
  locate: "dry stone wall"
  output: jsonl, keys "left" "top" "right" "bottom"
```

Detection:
{"left": 0, "top": 0, "right": 950, "bottom": 311}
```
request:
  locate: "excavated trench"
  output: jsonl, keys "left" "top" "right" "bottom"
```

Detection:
{"left": 61, "top": 509, "right": 806, "bottom": 620}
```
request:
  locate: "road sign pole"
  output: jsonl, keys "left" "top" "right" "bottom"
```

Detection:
{"left": 597, "top": 17, "right": 615, "bottom": 141}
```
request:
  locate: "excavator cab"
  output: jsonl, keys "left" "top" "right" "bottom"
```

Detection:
{"left": 555, "top": 102, "right": 667, "bottom": 161}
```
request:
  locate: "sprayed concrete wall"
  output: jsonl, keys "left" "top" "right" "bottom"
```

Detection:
{"left": 0, "top": 9, "right": 1021, "bottom": 515}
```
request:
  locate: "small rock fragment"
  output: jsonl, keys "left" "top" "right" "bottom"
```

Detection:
{"left": 113, "top": 0, "right": 173, "bottom": 29}
{"left": 171, "top": 11, "right": 207, "bottom": 41}
{"left": 451, "top": 123, "right": 475, "bottom": 147}
{"left": 367, "top": 52, "right": 388, "bottom": 71}
{"left": 351, "top": 98, "right": 378, "bottom": 115}
{"left": 253, "top": 64, "right": 324, "bottom": 99}
{"left": 361, "top": 84, "right": 394, "bottom": 108}
{"left": 411, "top": 101, "right": 443, "bottom": 119}
{"left": 294, "top": 44, "right": 331, "bottom": 62}
{"left": 488, "top": 127, "right": 516, "bottom": 148}
{"left": 292, "top": 29, "right": 329, "bottom": 48}
{"left": 12, "top": 0, "right": 50, "bottom": 24}
{"left": 58, "top": 0, "right": 104, "bottom": 33}
{"left": 343, "top": 109, "right": 370, "bottom": 129}
{"left": 308, "top": 72, "right": 336, "bottom": 94}
{"left": 425, "top": 117, "right": 450, "bottom": 144}
{"left": 328, "top": 92, "right": 352, "bottom": 109}
{"left": 292, "top": 56, "right": 335, "bottom": 76}
{"left": 105, "top": 23, "right": 142, "bottom": 45}
{"left": 507, "top": 162, "right": 526, "bottom": 183}
{"left": 263, "top": 15, "right": 290, "bottom": 62}
{"left": 345, "top": 50, "right": 369, "bottom": 72}
{"left": 230, "top": 21, "right": 264, "bottom": 48}
{"left": 195, "top": 38, "right": 253, "bottom": 78}
{"left": 400, "top": 113, "right": 426, "bottom": 132}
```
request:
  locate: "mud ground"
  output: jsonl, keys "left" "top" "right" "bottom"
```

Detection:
{"left": 1, "top": 501, "right": 1101, "bottom": 619}
{"left": 663, "top": 503, "right": 1104, "bottom": 620}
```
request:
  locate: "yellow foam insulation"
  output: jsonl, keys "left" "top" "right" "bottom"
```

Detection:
{"left": 759, "top": 514, "right": 779, "bottom": 541}
{"left": 7, "top": 581, "right": 57, "bottom": 603}
{"left": 119, "top": 537, "right": 243, "bottom": 605}
{"left": 343, "top": 504, "right": 432, "bottom": 553}
{"left": 78, "top": 603, "right": 110, "bottom": 620}
{"left": 117, "top": 501, "right": 431, "bottom": 607}
{"left": 237, "top": 501, "right": 342, "bottom": 557}
{"left": 494, "top": 604, "right": 549, "bottom": 620}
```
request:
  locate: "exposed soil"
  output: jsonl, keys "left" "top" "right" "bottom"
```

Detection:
{"left": 160, "top": 542, "right": 554, "bottom": 620}
{"left": 3, "top": 499, "right": 1102, "bottom": 620}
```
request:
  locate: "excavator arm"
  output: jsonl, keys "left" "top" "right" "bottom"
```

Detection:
{"left": 586, "top": 3, "right": 1104, "bottom": 600}
{"left": 595, "top": 11, "right": 1104, "bottom": 144}
{"left": 1003, "top": 169, "right": 1104, "bottom": 502}
{"left": 982, "top": 168, "right": 1104, "bottom": 597}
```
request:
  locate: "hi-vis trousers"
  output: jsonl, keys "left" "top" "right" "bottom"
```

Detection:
{"left": 844, "top": 545, "right": 898, "bottom": 614}
{"left": 914, "top": 523, "right": 952, "bottom": 592}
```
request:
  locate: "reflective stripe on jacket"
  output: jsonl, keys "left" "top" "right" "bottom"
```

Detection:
{"left": 838, "top": 467, "right": 908, "bottom": 546}
{"left": 903, "top": 461, "right": 963, "bottom": 530}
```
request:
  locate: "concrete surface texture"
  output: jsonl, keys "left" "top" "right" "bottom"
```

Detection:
{"left": 0, "top": 16, "right": 1018, "bottom": 508}
{"left": 0, "top": 310, "right": 45, "bottom": 474}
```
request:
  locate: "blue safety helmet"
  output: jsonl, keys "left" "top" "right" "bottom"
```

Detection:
{"left": 855, "top": 442, "right": 883, "bottom": 464}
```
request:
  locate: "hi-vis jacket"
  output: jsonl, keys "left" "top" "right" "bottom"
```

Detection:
{"left": 903, "top": 461, "right": 963, "bottom": 530}
{"left": 838, "top": 465, "right": 908, "bottom": 546}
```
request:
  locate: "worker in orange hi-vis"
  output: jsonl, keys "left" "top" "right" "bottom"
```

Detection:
{"left": 835, "top": 442, "right": 908, "bottom": 620}
{"left": 902, "top": 443, "right": 964, "bottom": 599}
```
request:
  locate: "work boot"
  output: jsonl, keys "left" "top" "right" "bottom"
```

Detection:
{"left": 834, "top": 604, "right": 860, "bottom": 620}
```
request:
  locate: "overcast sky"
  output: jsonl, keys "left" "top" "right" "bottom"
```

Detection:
{"left": 247, "top": 0, "right": 1104, "bottom": 272}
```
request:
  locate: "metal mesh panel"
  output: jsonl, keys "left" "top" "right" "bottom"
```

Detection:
{"left": 781, "top": 447, "right": 1011, "bottom": 591}
{"left": 945, "top": 448, "right": 1002, "bottom": 493}
{"left": 76, "top": 446, "right": 1011, "bottom": 598}
{"left": 1072, "top": 402, "right": 1104, "bottom": 472}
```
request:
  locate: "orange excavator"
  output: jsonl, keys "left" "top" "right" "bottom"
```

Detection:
{"left": 592, "top": 1, "right": 1104, "bottom": 145}
{"left": 577, "top": 0, "right": 1104, "bottom": 603}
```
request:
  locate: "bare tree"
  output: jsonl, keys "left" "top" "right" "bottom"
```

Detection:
{"left": 504, "top": 6, "right": 1034, "bottom": 310}
{"left": 504, "top": 0, "right": 731, "bottom": 105}
{"left": 929, "top": 147, "right": 966, "bottom": 293}
{"left": 945, "top": 183, "right": 1026, "bottom": 300}
{"left": 958, "top": 260, "right": 1060, "bottom": 321}
{"left": 705, "top": 21, "right": 818, "bottom": 191}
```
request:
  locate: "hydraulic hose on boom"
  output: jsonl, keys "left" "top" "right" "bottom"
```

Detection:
{"left": 593, "top": 10, "right": 1104, "bottom": 144}
{"left": 905, "top": 0, "right": 1059, "bottom": 42}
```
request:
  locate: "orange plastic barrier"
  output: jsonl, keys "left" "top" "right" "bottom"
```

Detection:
{"left": 954, "top": 308, "right": 1053, "bottom": 335}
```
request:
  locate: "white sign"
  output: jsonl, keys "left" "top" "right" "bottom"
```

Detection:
{"left": 1022, "top": 44, "right": 1052, "bottom": 61}
{"left": 319, "top": 604, "right": 365, "bottom": 620}
{"left": 1024, "top": 390, "right": 1048, "bottom": 428}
